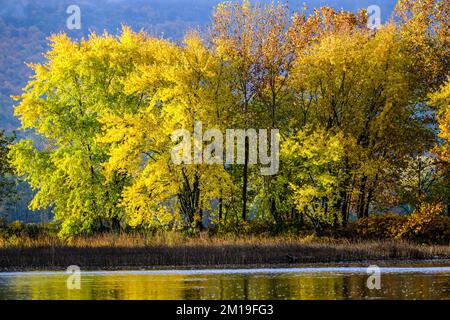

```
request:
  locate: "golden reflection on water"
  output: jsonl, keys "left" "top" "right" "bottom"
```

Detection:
{"left": 0, "top": 271, "right": 449, "bottom": 300}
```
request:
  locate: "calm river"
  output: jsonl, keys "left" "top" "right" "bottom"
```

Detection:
{"left": 1, "top": 264, "right": 449, "bottom": 299}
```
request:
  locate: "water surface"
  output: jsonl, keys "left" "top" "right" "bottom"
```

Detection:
{"left": 1, "top": 265, "right": 449, "bottom": 300}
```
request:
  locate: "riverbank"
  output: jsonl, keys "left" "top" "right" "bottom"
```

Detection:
{"left": 1, "top": 237, "right": 449, "bottom": 271}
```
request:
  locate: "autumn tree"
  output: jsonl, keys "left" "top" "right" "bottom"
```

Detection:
{"left": 211, "top": 1, "right": 297, "bottom": 224}
{"left": 289, "top": 24, "right": 435, "bottom": 222}
{"left": 395, "top": 0, "right": 449, "bottom": 214}
{"left": 430, "top": 80, "right": 450, "bottom": 214}
{"left": 211, "top": 1, "right": 262, "bottom": 223}
{"left": 99, "top": 32, "right": 235, "bottom": 232}
{"left": 9, "top": 28, "right": 152, "bottom": 237}
{"left": 394, "top": 0, "right": 449, "bottom": 91}
{"left": 8, "top": 0, "right": 449, "bottom": 237}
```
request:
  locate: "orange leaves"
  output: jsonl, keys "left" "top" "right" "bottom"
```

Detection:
{"left": 430, "top": 80, "right": 450, "bottom": 162}
{"left": 289, "top": 6, "right": 368, "bottom": 53}
{"left": 395, "top": 202, "right": 449, "bottom": 242}
{"left": 395, "top": 0, "right": 449, "bottom": 90}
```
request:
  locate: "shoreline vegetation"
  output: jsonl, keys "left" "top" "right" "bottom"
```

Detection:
{"left": 2, "top": 0, "right": 449, "bottom": 241}
{"left": 0, "top": 0, "right": 449, "bottom": 274}
{"left": 1, "top": 233, "right": 449, "bottom": 271}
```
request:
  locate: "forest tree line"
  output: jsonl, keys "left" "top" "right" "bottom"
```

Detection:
{"left": 2, "top": 0, "right": 449, "bottom": 238}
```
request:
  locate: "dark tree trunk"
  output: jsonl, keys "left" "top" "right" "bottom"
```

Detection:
{"left": 270, "top": 197, "right": 277, "bottom": 224}
{"left": 194, "top": 174, "right": 202, "bottom": 230}
{"left": 111, "top": 217, "right": 121, "bottom": 232}
{"left": 357, "top": 176, "right": 367, "bottom": 219}
{"left": 341, "top": 192, "right": 349, "bottom": 225}
{"left": 364, "top": 174, "right": 379, "bottom": 218}
{"left": 242, "top": 136, "right": 249, "bottom": 221}
{"left": 178, "top": 169, "right": 201, "bottom": 230}
{"left": 219, "top": 196, "right": 223, "bottom": 222}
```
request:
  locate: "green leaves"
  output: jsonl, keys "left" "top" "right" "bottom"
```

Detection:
{"left": 9, "top": 28, "right": 152, "bottom": 237}
{"left": 282, "top": 128, "right": 346, "bottom": 229}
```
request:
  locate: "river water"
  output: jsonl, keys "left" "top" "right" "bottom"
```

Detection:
{"left": 0, "top": 264, "right": 449, "bottom": 299}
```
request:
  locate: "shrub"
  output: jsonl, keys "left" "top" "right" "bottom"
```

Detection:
{"left": 396, "top": 203, "right": 450, "bottom": 244}
{"left": 349, "top": 213, "right": 406, "bottom": 240}
{"left": 347, "top": 203, "right": 450, "bottom": 244}
{"left": 0, "top": 221, "right": 60, "bottom": 242}
{"left": 8, "top": 220, "right": 24, "bottom": 236}
{"left": 21, "top": 223, "right": 41, "bottom": 238}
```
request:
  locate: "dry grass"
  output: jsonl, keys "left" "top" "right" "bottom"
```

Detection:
{"left": 0, "top": 232, "right": 449, "bottom": 271}
{"left": 0, "top": 232, "right": 343, "bottom": 248}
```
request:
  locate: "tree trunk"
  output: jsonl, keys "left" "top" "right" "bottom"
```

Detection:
{"left": 242, "top": 136, "right": 249, "bottom": 221}
{"left": 364, "top": 175, "right": 378, "bottom": 218}
{"left": 270, "top": 196, "right": 277, "bottom": 224}
{"left": 219, "top": 196, "right": 223, "bottom": 222}
{"left": 341, "top": 192, "right": 349, "bottom": 225}
{"left": 178, "top": 169, "right": 201, "bottom": 230}
{"left": 340, "top": 158, "right": 352, "bottom": 225}
{"left": 357, "top": 176, "right": 367, "bottom": 219}
{"left": 111, "top": 217, "right": 121, "bottom": 233}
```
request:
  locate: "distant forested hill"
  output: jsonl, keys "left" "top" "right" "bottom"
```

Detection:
{"left": 0, "top": 0, "right": 398, "bottom": 132}
{"left": 0, "top": 0, "right": 223, "bottom": 131}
